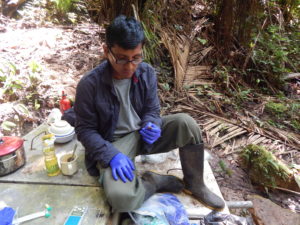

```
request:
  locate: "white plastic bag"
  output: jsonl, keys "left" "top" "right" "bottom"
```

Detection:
{"left": 130, "top": 193, "right": 190, "bottom": 225}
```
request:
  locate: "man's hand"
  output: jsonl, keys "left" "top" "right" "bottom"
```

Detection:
{"left": 0, "top": 207, "right": 15, "bottom": 225}
{"left": 139, "top": 122, "right": 161, "bottom": 144}
{"left": 109, "top": 153, "right": 135, "bottom": 183}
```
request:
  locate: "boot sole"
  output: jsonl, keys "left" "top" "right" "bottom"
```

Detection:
{"left": 183, "top": 189, "right": 225, "bottom": 211}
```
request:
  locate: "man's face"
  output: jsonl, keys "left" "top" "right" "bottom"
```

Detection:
{"left": 104, "top": 43, "right": 143, "bottom": 80}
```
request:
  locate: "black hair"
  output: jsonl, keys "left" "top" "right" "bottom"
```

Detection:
{"left": 105, "top": 15, "right": 145, "bottom": 50}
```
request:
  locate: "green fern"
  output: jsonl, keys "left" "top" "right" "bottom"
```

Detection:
{"left": 52, "top": 0, "right": 77, "bottom": 16}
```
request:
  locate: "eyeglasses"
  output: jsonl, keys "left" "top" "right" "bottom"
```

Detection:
{"left": 109, "top": 49, "right": 143, "bottom": 65}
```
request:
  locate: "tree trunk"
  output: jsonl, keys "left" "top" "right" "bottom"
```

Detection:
{"left": 236, "top": 0, "right": 263, "bottom": 46}
{"left": 215, "top": 0, "right": 234, "bottom": 53}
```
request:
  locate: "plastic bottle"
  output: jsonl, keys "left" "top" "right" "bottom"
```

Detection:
{"left": 42, "top": 134, "right": 60, "bottom": 176}
{"left": 59, "top": 91, "right": 71, "bottom": 114}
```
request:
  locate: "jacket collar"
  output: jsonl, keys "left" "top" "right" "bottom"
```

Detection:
{"left": 101, "top": 60, "right": 147, "bottom": 86}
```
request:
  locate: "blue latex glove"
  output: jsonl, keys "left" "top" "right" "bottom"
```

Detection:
{"left": 109, "top": 153, "right": 135, "bottom": 183}
{"left": 0, "top": 207, "right": 15, "bottom": 225}
{"left": 139, "top": 122, "right": 161, "bottom": 144}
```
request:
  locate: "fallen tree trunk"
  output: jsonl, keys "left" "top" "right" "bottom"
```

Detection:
{"left": 240, "top": 144, "right": 300, "bottom": 192}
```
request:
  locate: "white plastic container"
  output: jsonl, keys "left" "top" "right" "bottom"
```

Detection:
{"left": 47, "top": 120, "right": 75, "bottom": 143}
{"left": 48, "top": 130, "right": 75, "bottom": 143}
{"left": 49, "top": 120, "right": 73, "bottom": 135}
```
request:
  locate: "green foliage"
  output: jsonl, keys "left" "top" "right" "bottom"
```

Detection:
{"left": 15, "top": 103, "right": 30, "bottom": 116}
{"left": 1, "top": 121, "right": 17, "bottom": 131}
{"left": 0, "top": 62, "right": 23, "bottom": 101}
{"left": 197, "top": 37, "right": 208, "bottom": 45}
{"left": 141, "top": 21, "right": 161, "bottom": 64}
{"left": 0, "top": 60, "right": 44, "bottom": 113}
{"left": 34, "top": 99, "right": 41, "bottom": 110}
{"left": 252, "top": 25, "right": 300, "bottom": 89}
{"left": 207, "top": 0, "right": 299, "bottom": 93}
{"left": 28, "top": 61, "right": 42, "bottom": 86}
{"left": 52, "top": 0, "right": 77, "bottom": 16}
{"left": 161, "top": 83, "right": 170, "bottom": 91}
{"left": 241, "top": 144, "right": 291, "bottom": 187}
{"left": 213, "top": 66, "right": 231, "bottom": 87}
{"left": 218, "top": 160, "right": 233, "bottom": 177}
{"left": 291, "top": 120, "right": 300, "bottom": 131}
{"left": 264, "top": 100, "right": 300, "bottom": 132}
{"left": 48, "top": 0, "right": 85, "bottom": 23}
{"left": 267, "top": 119, "right": 277, "bottom": 127}
{"left": 29, "top": 61, "right": 42, "bottom": 73}
{"left": 265, "top": 102, "right": 288, "bottom": 116}
{"left": 290, "top": 103, "right": 300, "bottom": 114}
{"left": 236, "top": 87, "right": 253, "bottom": 103}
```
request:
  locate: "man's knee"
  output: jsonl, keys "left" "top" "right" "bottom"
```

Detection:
{"left": 172, "top": 113, "right": 202, "bottom": 144}
{"left": 174, "top": 113, "right": 199, "bottom": 130}
{"left": 104, "top": 183, "right": 144, "bottom": 212}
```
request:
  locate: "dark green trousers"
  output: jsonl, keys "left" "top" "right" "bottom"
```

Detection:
{"left": 98, "top": 113, "right": 202, "bottom": 212}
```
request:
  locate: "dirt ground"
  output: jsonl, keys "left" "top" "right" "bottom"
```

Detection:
{"left": 1, "top": 10, "right": 299, "bottom": 220}
{"left": 0, "top": 14, "right": 104, "bottom": 133}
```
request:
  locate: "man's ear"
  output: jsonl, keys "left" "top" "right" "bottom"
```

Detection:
{"left": 103, "top": 44, "right": 108, "bottom": 58}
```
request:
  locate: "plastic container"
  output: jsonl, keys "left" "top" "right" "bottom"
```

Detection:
{"left": 48, "top": 130, "right": 75, "bottom": 144}
{"left": 49, "top": 120, "right": 73, "bottom": 135}
{"left": 42, "top": 134, "right": 60, "bottom": 176}
{"left": 60, "top": 91, "right": 71, "bottom": 114}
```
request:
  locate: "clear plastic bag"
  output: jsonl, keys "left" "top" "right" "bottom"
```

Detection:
{"left": 130, "top": 193, "right": 190, "bottom": 225}
{"left": 203, "top": 211, "right": 252, "bottom": 225}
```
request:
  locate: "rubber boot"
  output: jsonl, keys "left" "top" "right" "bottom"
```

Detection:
{"left": 179, "top": 143, "right": 225, "bottom": 210}
{"left": 142, "top": 171, "right": 184, "bottom": 200}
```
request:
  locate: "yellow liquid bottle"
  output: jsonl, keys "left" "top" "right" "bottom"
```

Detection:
{"left": 42, "top": 134, "right": 60, "bottom": 176}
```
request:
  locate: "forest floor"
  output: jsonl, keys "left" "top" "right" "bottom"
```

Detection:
{"left": 0, "top": 2, "right": 299, "bottom": 220}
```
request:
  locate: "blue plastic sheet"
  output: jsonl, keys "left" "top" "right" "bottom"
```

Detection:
{"left": 130, "top": 193, "right": 190, "bottom": 225}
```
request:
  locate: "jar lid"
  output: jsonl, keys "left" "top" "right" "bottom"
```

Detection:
{"left": 49, "top": 120, "right": 72, "bottom": 135}
{"left": 0, "top": 136, "right": 24, "bottom": 157}
{"left": 54, "top": 120, "right": 69, "bottom": 128}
